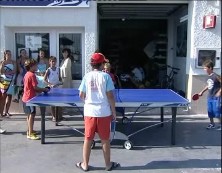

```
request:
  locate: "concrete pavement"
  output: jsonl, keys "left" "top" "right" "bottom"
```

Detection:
{"left": 0, "top": 110, "right": 221, "bottom": 173}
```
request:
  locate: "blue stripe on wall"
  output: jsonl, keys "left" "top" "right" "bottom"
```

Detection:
{"left": 0, "top": 0, "right": 90, "bottom": 6}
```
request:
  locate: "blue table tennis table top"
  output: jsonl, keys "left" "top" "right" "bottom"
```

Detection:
{"left": 27, "top": 88, "right": 189, "bottom": 108}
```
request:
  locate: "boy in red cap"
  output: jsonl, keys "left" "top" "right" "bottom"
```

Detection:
{"left": 77, "top": 52, "right": 120, "bottom": 171}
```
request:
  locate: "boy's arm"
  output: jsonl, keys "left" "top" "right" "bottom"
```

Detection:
{"left": 199, "top": 85, "right": 208, "bottom": 96}
{"left": 107, "top": 90, "right": 116, "bottom": 120}
{"left": 79, "top": 91, "right": 86, "bottom": 101}
{"left": 78, "top": 77, "right": 86, "bottom": 101}
{"left": 34, "top": 86, "right": 49, "bottom": 93}
{"left": 32, "top": 74, "right": 49, "bottom": 93}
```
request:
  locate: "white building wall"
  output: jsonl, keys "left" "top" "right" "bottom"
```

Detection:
{"left": 187, "top": 0, "right": 221, "bottom": 113}
{"left": 0, "top": 2, "right": 98, "bottom": 75}
{"left": 187, "top": 0, "right": 221, "bottom": 76}
{"left": 168, "top": 6, "right": 188, "bottom": 92}
{"left": 0, "top": 2, "right": 98, "bottom": 114}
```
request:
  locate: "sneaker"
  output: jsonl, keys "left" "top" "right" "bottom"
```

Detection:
{"left": 26, "top": 131, "right": 38, "bottom": 136}
{"left": 0, "top": 128, "right": 6, "bottom": 134}
{"left": 27, "top": 133, "right": 40, "bottom": 140}
{"left": 33, "top": 131, "right": 39, "bottom": 135}
{"left": 206, "top": 124, "right": 215, "bottom": 129}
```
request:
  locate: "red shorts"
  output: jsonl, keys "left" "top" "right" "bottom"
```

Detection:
{"left": 84, "top": 116, "right": 112, "bottom": 141}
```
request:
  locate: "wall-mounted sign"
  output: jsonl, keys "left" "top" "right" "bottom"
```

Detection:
{"left": 203, "top": 15, "right": 216, "bottom": 29}
{"left": 0, "top": 0, "right": 90, "bottom": 7}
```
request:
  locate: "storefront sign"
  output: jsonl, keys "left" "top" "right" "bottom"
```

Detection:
{"left": 0, "top": 0, "right": 90, "bottom": 7}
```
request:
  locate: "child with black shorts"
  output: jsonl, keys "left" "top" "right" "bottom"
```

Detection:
{"left": 198, "top": 60, "right": 221, "bottom": 130}
{"left": 22, "top": 58, "right": 49, "bottom": 140}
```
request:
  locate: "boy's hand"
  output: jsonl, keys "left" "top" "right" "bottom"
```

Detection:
{"left": 198, "top": 92, "right": 203, "bottom": 96}
{"left": 48, "top": 84, "right": 54, "bottom": 88}
{"left": 112, "top": 113, "right": 117, "bottom": 120}
{"left": 43, "top": 87, "right": 50, "bottom": 94}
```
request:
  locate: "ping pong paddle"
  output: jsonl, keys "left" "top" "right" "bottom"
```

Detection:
{"left": 192, "top": 93, "right": 200, "bottom": 101}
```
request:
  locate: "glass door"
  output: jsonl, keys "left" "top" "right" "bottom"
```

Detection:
{"left": 58, "top": 33, "right": 82, "bottom": 80}
{"left": 15, "top": 33, "right": 50, "bottom": 60}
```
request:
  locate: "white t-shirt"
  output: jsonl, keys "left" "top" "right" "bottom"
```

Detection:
{"left": 78, "top": 70, "right": 115, "bottom": 117}
{"left": 47, "top": 67, "right": 60, "bottom": 85}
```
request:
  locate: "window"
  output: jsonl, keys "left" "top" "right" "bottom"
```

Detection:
{"left": 15, "top": 32, "right": 82, "bottom": 80}
{"left": 59, "top": 33, "right": 82, "bottom": 80}
{"left": 176, "top": 21, "right": 187, "bottom": 57}
{"left": 15, "top": 33, "right": 50, "bottom": 59}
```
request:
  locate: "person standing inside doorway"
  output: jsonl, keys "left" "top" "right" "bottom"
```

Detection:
{"left": 60, "top": 48, "right": 72, "bottom": 88}
{"left": 76, "top": 52, "right": 120, "bottom": 171}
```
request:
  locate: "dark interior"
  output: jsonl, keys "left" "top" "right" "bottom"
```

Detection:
{"left": 99, "top": 19, "right": 167, "bottom": 88}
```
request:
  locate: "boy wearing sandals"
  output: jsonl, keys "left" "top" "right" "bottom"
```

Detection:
{"left": 198, "top": 60, "right": 221, "bottom": 130}
{"left": 22, "top": 58, "right": 49, "bottom": 140}
{"left": 77, "top": 52, "right": 120, "bottom": 171}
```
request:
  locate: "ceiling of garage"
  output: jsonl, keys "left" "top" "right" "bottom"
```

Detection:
{"left": 98, "top": 3, "right": 188, "bottom": 19}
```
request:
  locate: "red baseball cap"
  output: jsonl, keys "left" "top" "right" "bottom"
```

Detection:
{"left": 91, "top": 53, "right": 109, "bottom": 64}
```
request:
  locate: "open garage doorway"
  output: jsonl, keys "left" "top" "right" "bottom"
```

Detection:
{"left": 99, "top": 19, "right": 167, "bottom": 88}
{"left": 98, "top": 2, "right": 188, "bottom": 90}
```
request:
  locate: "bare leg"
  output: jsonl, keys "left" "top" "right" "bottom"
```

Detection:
{"left": 27, "top": 116, "right": 29, "bottom": 134}
{"left": 81, "top": 139, "right": 92, "bottom": 170}
{"left": 101, "top": 140, "right": 111, "bottom": 169}
{"left": 28, "top": 114, "right": 35, "bottom": 135}
{"left": 0, "top": 93, "right": 7, "bottom": 116}
{"left": 4, "top": 94, "right": 12, "bottom": 114}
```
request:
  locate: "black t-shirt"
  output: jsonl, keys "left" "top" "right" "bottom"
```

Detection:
{"left": 207, "top": 73, "right": 220, "bottom": 98}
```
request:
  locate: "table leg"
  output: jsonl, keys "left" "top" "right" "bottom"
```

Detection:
{"left": 160, "top": 107, "right": 164, "bottom": 127}
{"left": 171, "top": 107, "right": 177, "bottom": 145}
{"left": 41, "top": 109, "right": 45, "bottom": 144}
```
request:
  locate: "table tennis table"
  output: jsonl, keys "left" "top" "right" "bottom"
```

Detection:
{"left": 27, "top": 88, "right": 189, "bottom": 147}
